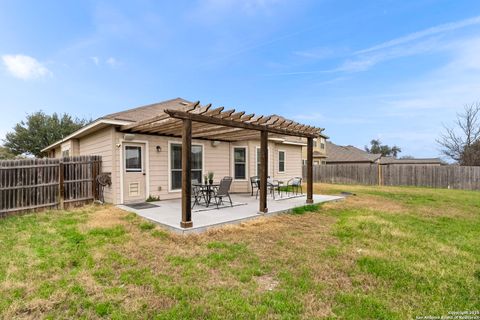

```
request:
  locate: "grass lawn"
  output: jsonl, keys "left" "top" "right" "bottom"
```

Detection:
{"left": 1, "top": 183, "right": 479, "bottom": 319}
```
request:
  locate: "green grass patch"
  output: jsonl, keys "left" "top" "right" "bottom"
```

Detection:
{"left": 139, "top": 221, "right": 156, "bottom": 231}
{"left": 291, "top": 203, "right": 321, "bottom": 215}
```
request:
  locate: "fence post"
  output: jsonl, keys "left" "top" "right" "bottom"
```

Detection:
{"left": 378, "top": 164, "right": 383, "bottom": 186}
{"left": 59, "top": 161, "right": 65, "bottom": 210}
{"left": 91, "top": 159, "right": 97, "bottom": 201}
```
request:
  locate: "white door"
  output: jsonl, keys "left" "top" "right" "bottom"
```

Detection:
{"left": 123, "top": 143, "right": 146, "bottom": 203}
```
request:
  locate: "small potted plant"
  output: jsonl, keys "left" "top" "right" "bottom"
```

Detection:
{"left": 203, "top": 174, "right": 208, "bottom": 185}
{"left": 208, "top": 171, "right": 214, "bottom": 185}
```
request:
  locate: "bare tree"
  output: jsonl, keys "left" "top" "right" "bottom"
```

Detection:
{"left": 437, "top": 102, "right": 480, "bottom": 164}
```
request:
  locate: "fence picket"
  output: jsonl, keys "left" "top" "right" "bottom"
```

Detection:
{"left": 0, "top": 155, "right": 102, "bottom": 217}
{"left": 304, "top": 164, "right": 480, "bottom": 191}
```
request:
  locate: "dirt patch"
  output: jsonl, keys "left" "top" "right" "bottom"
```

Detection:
{"left": 255, "top": 275, "right": 279, "bottom": 292}
{"left": 82, "top": 205, "right": 129, "bottom": 230}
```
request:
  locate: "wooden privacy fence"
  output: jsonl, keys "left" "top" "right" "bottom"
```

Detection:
{"left": 0, "top": 155, "right": 102, "bottom": 216}
{"left": 303, "top": 164, "right": 480, "bottom": 190}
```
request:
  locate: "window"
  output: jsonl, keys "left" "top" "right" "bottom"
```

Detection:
{"left": 62, "top": 149, "right": 70, "bottom": 157}
{"left": 170, "top": 143, "right": 203, "bottom": 190}
{"left": 256, "top": 147, "right": 270, "bottom": 176}
{"left": 125, "top": 146, "right": 142, "bottom": 172}
{"left": 233, "top": 147, "right": 246, "bottom": 180}
{"left": 278, "top": 151, "right": 285, "bottom": 173}
{"left": 320, "top": 142, "right": 325, "bottom": 150}
{"left": 313, "top": 139, "right": 318, "bottom": 148}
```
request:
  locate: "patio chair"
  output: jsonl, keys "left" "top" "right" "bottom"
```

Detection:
{"left": 287, "top": 177, "right": 303, "bottom": 196}
{"left": 191, "top": 180, "right": 206, "bottom": 209}
{"left": 250, "top": 176, "right": 259, "bottom": 196}
{"left": 255, "top": 178, "right": 279, "bottom": 199}
{"left": 212, "top": 176, "right": 233, "bottom": 208}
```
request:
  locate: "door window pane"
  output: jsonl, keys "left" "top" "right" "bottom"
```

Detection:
{"left": 125, "top": 146, "right": 142, "bottom": 172}
{"left": 234, "top": 148, "right": 246, "bottom": 180}
{"left": 171, "top": 144, "right": 182, "bottom": 169}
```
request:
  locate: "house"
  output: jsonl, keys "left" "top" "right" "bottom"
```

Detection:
{"left": 379, "top": 157, "right": 444, "bottom": 166}
{"left": 322, "top": 141, "right": 444, "bottom": 166}
{"left": 324, "top": 141, "right": 382, "bottom": 164}
{"left": 42, "top": 98, "right": 325, "bottom": 207}
{"left": 301, "top": 136, "right": 328, "bottom": 165}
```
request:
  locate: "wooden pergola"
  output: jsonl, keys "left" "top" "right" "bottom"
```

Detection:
{"left": 121, "top": 101, "right": 325, "bottom": 228}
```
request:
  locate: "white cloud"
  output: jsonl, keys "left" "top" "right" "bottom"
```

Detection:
{"left": 274, "top": 16, "right": 480, "bottom": 76}
{"left": 198, "top": 0, "right": 284, "bottom": 15}
{"left": 91, "top": 56, "right": 100, "bottom": 66}
{"left": 89, "top": 56, "right": 120, "bottom": 67}
{"left": 106, "top": 57, "right": 118, "bottom": 67}
{"left": 356, "top": 15, "right": 480, "bottom": 55}
{"left": 1, "top": 54, "right": 51, "bottom": 80}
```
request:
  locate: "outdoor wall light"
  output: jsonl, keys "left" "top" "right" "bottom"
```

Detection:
{"left": 116, "top": 143, "right": 121, "bottom": 148}
{"left": 156, "top": 145, "right": 162, "bottom": 152}
{"left": 211, "top": 140, "right": 221, "bottom": 147}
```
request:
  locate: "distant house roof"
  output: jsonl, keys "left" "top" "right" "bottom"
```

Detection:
{"left": 379, "top": 157, "right": 445, "bottom": 165}
{"left": 326, "top": 141, "right": 382, "bottom": 163}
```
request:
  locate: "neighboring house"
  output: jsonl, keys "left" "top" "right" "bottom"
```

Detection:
{"left": 323, "top": 141, "right": 444, "bottom": 166}
{"left": 301, "top": 136, "right": 328, "bottom": 165}
{"left": 379, "top": 157, "right": 444, "bottom": 166}
{"left": 42, "top": 98, "right": 318, "bottom": 204}
{"left": 325, "top": 141, "right": 382, "bottom": 164}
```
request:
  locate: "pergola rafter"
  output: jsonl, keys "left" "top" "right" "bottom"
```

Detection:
{"left": 119, "top": 101, "right": 324, "bottom": 228}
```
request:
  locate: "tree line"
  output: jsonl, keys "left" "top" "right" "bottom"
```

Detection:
{"left": 0, "top": 111, "right": 89, "bottom": 159}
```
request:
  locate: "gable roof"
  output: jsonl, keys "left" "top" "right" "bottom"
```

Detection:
{"left": 326, "top": 141, "right": 382, "bottom": 163}
{"left": 379, "top": 157, "right": 444, "bottom": 165}
{"left": 43, "top": 98, "right": 324, "bottom": 152}
{"left": 102, "top": 97, "right": 192, "bottom": 122}
{"left": 42, "top": 98, "right": 192, "bottom": 153}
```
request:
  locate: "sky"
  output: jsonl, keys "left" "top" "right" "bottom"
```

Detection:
{"left": 1, "top": 0, "right": 480, "bottom": 159}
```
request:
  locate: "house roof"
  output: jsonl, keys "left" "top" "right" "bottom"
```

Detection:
{"left": 379, "top": 157, "right": 444, "bottom": 165}
{"left": 326, "top": 141, "right": 382, "bottom": 163}
{"left": 42, "top": 98, "right": 325, "bottom": 152}
{"left": 102, "top": 97, "right": 193, "bottom": 122}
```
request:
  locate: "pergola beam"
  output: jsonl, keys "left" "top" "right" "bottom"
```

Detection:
{"left": 165, "top": 109, "right": 319, "bottom": 138}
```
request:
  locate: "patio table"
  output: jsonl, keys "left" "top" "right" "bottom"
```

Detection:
{"left": 193, "top": 183, "right": 220, "bottom": 207}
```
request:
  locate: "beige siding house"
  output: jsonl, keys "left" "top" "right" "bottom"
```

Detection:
{"left": 42, "top": 98, "right": 310, "bottom": 204}
{"left": 301, "top": 136, "right": 328, "bottom": 165}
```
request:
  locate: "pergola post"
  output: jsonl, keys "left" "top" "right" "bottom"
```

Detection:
{"left": 180, "top": 118, "right": 193, "bottom": 228}
{"left": 306, "top": 137, "right": 314, "bottom": 204}
{"left": 259, "top": 130, "right": 268, "bottom": 213}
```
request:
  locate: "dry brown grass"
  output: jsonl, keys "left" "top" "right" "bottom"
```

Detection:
{"left": 2, "top": 183, "right": 479, "bottom": 319}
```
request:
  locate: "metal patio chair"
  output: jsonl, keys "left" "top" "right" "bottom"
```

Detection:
{"left": 287, "top": 177, "right": 303, "bottom": 196}
{"left": 212, "top": 176, "right": 233, "bottom": 208}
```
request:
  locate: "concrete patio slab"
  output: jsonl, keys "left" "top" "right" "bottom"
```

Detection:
{"left": 117, "top": 193, "right": 343, "bottom": 234}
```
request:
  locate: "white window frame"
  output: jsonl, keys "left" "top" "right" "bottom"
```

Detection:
{"left": 232, "top": 146, "right": 248, "bottom": 181}
{"left": 167, "top": 141, "right": 205, "bottom": 192}
{"left": 278, "top": 150, "right": 286, "bottom": 173}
